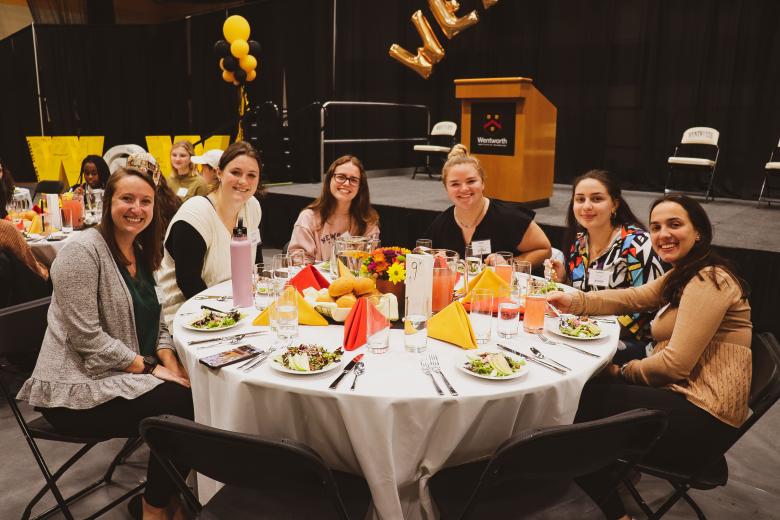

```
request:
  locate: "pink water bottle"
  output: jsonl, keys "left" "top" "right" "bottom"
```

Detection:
{"left": 230, "top": 217, "right": 253, "bottom": 307}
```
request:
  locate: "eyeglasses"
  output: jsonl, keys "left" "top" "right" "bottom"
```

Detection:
{"left": 332, "top": 173, "right": 360, "bottom": 187}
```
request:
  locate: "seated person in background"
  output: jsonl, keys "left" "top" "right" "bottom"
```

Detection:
{"left": 288, "top": 155, "right": 379, "bottom": 263}
{"left": 126, "top": 152, "right": 181, "bottom": 237}
{"left": 166, "top": 140, "right": 209, "bottom": 202}
{"left": 191, "top": 148, "right": 223, "bottom": 189}
{"left": 16, "top": 167, "right": 193, "bottom": 520}
{"left": 71, "top": 155, "right": 110, "bottom": 195}
{"left": 0, "top": 157, "right": 15, "bottom": 219}
{"left": 425, "top": 145, "right": 551, "bottom": 268}
{"left": 158, "top": 141, "right": 262, "bottom": 327}
{"left": 551, "top": 169, "right": 666, "bottom": 363}
{"left": 547, "top": 195, "right": 751, "bottom": 520}
{"left": 0, "top": 219, "right": 50, "bottom": 307}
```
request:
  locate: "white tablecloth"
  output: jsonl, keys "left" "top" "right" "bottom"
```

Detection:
{"left": 28, "top": 231, "right": 77, "bottom": 267}
{"left": 173, "top": 281, "right": 618, "bottom": 520}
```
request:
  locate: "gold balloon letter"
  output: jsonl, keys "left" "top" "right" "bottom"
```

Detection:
{"left": 428, "top": 0, "right": 479, "bottom": 39}
{"left": 482, "top": 0, "right": 499, "bottom": 9}
{"left": 388, "top": 10, "right": 445, "bottom": 79}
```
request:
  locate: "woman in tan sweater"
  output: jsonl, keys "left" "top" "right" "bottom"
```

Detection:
{"left": 548, "top": 195, "right": 751, "bottom": 520}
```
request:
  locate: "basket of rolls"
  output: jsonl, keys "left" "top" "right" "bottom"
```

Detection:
{"left": 302, "top": 275, "right": 399, "bottom": 322}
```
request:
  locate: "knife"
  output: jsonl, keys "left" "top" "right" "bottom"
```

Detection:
{"left": 188, "top": 331, "right": 267, "bottom": 346}
{"left": 329, "top": 354, "right": 364, "bottom": 390}
{"left": 497, "top": 344, "right": 566, "bottom": 375}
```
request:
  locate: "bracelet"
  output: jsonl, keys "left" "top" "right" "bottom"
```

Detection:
{"left": 619, "top": 362, "right": 629, "bottom": 378}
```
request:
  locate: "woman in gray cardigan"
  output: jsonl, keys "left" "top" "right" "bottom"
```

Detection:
{"left": 18, "top": 168, "right": 193, "bottom": 520}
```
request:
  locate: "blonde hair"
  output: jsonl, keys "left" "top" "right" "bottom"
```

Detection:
{"left": 170, "top": 140, "right": 196, "bottom": 175}
{"left": 442, "top": 144, "right": 485, "bottom": 183}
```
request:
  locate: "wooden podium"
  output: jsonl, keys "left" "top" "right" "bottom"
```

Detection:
{"left": 454, "top": 77, "right": 556, "bottom": 207}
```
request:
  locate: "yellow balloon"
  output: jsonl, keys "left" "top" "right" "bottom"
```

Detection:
{"left": 239, "top": 54, "right": 257, "bottom": 72}
{"left": 223, "top": 15, "right": 250, "bottom": 43}
{"left": 246, "top": 69, "right": 257, "bottom": 82}
{"left": 231, "top": 39, "right": 249, "bottom": 59}
{"left": 222, "top": 70, "right": 235, "bottom": 83}
{"left": 219, "top": 58, "right": 226, "bottom": 71}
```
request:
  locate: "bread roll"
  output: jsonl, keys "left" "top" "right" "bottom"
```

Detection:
{"left": 328, "top": 277, "right": 354, "bottom": 297}
{"left": 336, "top": 294, "right": 357, "bottom": 308}
{"left": 353, "top": 277, "right": 376, "bottom": 295}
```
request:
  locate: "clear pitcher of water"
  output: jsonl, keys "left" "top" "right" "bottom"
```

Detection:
{"left": 331, "top": 235, "right": 374, "bottom": 277}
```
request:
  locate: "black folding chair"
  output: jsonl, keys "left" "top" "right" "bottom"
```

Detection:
{"left": 0, "top": 297, "right": 144, "bottom": 520}
{"left": 32, "top": 180, "right": 65, "bottom": 200}
{"left": 429, "top": 408, "right": 668, "bottom": 519}
{"left": 140, "top": 415, "right": 372, "bottom": 519}
{"left": 623, "top": 332, "right": 780, "bottom": 520}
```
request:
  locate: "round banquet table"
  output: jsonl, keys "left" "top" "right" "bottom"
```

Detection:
{"left": 28, "top": 230, "right": 77, "bottom": 267}
{"left": 173, "top": 280, "right": 619, "bottom": 520}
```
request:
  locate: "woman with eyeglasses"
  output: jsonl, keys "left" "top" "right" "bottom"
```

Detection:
{"left": 288, "top": 155, "right": 379, "bottom": 263}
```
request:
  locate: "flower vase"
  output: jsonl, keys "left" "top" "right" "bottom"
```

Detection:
{"left": 376, "top": 278, "right": 406, "bottom": 315}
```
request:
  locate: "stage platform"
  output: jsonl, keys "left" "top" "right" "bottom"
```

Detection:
{"left": 262, "top": 170, "right": 780, "bottom": 337}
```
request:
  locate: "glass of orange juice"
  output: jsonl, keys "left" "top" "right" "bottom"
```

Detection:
{"left": 523, "top": 279, "right": 547, "bottom": 334}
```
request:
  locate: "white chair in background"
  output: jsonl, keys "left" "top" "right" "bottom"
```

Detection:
{"left": 666, "top": 126, "right": 720, "bottom": 201}
{"left": 412, "top": 121, "right": 458, "bottom": 179}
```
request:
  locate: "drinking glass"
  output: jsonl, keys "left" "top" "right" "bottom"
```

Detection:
{"left": 464, "top": 243, "right": 483, "bottom": 280}
{"left": 61, "top": 193, "right": 84, "bottom": 230}
{"left": 366, "top": 294, "right": 390, "bottom": 354}
{"left": 415, "top": 238, "right": 432, "bottom": 253}
{"left": 253, "top": 263, "right": 274, "bottom": 310}
{"left": 497, "top": 300, "right": 522, "bottom": 338}
{"left": 288, "top": 250, "right": 307, "bottom": 276}
{"left": 513, "top": 260, "right": 532, "bottom": 306}
{"left": 404, "top": 297, "right": 429, "bottom": 353}
{"left": 275, "top": 286, "right": 299, "bottom": 341}
{"left": 492, "top": 251, "right": 514, "bottom": 284}
{"left": 469, "top": 288, "right": 494, "bottom": 344}
{"left": 523, "top": 279, "right": 547, "bottom": 334}
{"left": 272, "top": 254, "right": 291, "bottom": 291}
{"left": 61, "top": 207, "right": 73, "bottom": 234}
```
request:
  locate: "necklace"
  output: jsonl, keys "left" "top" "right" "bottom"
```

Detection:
{"left": 454, "top": 198, "right": 488, "bottom": 229}
{"left": 588, "top": 226, "right": 619, "bottom": 261}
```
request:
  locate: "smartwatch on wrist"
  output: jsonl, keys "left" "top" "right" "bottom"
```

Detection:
{"left": 142, "top": 355, "right": 158, "bottom": 374}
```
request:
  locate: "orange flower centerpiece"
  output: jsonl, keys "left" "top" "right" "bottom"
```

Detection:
{"left": 361, "top": 246, "right": 410, "bottom": 303}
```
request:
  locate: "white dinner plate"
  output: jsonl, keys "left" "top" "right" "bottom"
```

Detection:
{"left": 270, "top": 358, "right": 343, "bottom": 375}
{"left": 457, "top": 350, "right": 530, "bottom": 381}
{"left": 182, "top": 317, "right": 242, "bottom": 332}
{"left": 546, "top": 319, "right": 608, "bottom": 341}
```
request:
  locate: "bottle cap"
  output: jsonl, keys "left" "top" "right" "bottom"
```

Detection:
{"left": 233, "top": 217, "right": 247, "bottom": 238}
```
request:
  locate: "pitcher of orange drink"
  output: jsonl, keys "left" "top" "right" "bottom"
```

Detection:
{"left": 428, "top": 249, "right": 468, "bottom": 313}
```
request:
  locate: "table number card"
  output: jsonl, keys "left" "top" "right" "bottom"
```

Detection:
{"left": 405, "top": 253, "right": 434, "bottom": 316}
{"left": 46, "top": 194, "right": 62, "bottom": 231}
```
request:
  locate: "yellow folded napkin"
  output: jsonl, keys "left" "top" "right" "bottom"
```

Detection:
{"left": 337, "top": 258, "right": 356, "bottom": 279}
{"left": 253, "top": 291, "right": 328, "bottom": 326}
{"left": 462, "top": 268, "right": 510, "bottom": 303}
{"left": 427, "top": 300, "right": 478, "bottom": 350}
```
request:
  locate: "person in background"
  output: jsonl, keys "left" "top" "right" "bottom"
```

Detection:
{"left": 158, "top": 141, "right": 262, "bottom": 327}
{"left": 125, "top": 152, "right": 181, "bottom": 237}
{"left": 166, "top": 140, "right": 208, "bottom": 202}
{"left": 425, "top": 145, "right": 551, "bottom": 267}
{"left": 191, "top": 148, "right": 223, "bottom": 189}
{"left": 288, "top": 155, "right": 380, "bottom": 264}
{"left": 72, "top": 155, "right": 111, "bottom": 194}
{"left": 547, "top": 195, "right": 751, "bottom": 520}
{"left": 0, "top": 157, "right": 15, "bottom": 219}
{"left": 551, "top": 169, "right": 666, "bottom": 363}
{"left": 16, "top": 167, "right": 193, "bottom": 520}
{"left": 0, "top": 218, "right": 50, "bottom": 307}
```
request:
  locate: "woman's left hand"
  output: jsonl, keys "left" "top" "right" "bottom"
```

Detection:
{"left": 604, "top": 363, "right": 622, "bottom": 380}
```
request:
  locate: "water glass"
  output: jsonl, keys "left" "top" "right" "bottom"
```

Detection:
{"left": 513, "top": 260, "right": 532, "bottom": 306}
{"left": 415, "top": 238, "right": 432, "bottom": 252}
{"left": 366, "top": 295, "right": 390, "bottom": 354}
{"left": 497, "top": 301, "right": 521, "bottom": 338}
{"left": 288, "top": 250, "right": 307, "bottom": 276}
{"left": 469, "top": 288, "right": 494, "bottom": 344}
{"left": 253, "top": 263, "right": 273, "bottom": 310}
{"left": 272, "top": 254, "right": 291, "bottom": 289}
{"left": 275, "top": 286, "right": 299, "bottom": 341}
{"left": 404, "top": 297, "right": 429, "bottom": 353}
{"left": 464, "top": 243, "right": 483, "bottom": 279}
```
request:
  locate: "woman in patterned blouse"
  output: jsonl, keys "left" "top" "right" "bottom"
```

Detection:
{"left": 552, "top": 170, "right": 666, "bottom": 362}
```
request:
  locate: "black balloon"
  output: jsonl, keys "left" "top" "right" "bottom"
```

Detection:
{"left": 222, "top": 55, "right": 239, "bottom": 72}
{"left": 248, "top": 40, "right": 261, "bottom": 56}
{"left": 214, "top": 40, "right": 230, "bottom": 58}
{"left": 234, "top": 69, "right": 247, "bottom": 83}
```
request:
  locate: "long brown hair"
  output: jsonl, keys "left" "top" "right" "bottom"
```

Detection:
{"left": 651, "top": 195, "right": 748, "bottom": 306}
{"left": 214, "top": 141, "right": 266, "bottom": 196}
{"left": 0, "top": 157, "right": 15, "bottom": 210}
{"left": 307, "top": 155, "right": 378, "bottom": 235}
{"left": 99, "top": 168, "right": 163, "bottom": 273}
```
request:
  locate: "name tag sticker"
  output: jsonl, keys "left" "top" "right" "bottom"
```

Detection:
{"left": 471, "top": 240, "right": 491, "bottom": 256}
{"left": 250, "top": 229, "right": 261, "bottom": 247}
{"left": 588, "top": 268, "right": 611, "bottom": 288}
{"left": 154, "top": 286, "right": 165, "bottom": 304}
{"left": 176, "top": 187, "right": 188, "bottom": 198}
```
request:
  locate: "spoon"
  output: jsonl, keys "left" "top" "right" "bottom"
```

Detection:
{"left": 350, "top": 362, "right": 365, "bottom": 391}
{"left": 530, "top": 346, "right": 571, "bottom": 371}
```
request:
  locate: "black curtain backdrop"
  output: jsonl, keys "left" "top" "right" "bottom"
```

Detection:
{"left": 1, "top": 0, "right": 779, "bottom": 197}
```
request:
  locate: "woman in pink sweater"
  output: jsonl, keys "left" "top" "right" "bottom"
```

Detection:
{"left": 549, "top": 195, "right": 751, "bottom": 520}
{"left": 288, "top": 155, "right": 380, "bottom": 263}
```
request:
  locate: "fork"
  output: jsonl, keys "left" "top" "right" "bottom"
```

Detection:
{"left": 530, "top": 346, "right": 571, "bottom": 371}
{"left": 239, "top": 345, "right": 279, "bottom": 372}
{"left": 420, "top": 357, "right": 444, "bottom": 396}
{"left": 428, "top": 353, "right": 458, "bottom": 396}
{"left": 536, "top": 333, "right": 599, "bottom": 358}
{"left": 194, "top": 295, "right": 232, "bottom": 302}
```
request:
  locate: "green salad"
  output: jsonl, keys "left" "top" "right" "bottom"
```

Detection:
{"left": 464, "top": 352, "right": 525, "bottom": 377}
{"left": 559, "top": 316, "right": 601, "bottom": 338}
{"left": 274, "top": 344, "right": 344, "bottom": 372}
{"left": 190, "top": 310, "right": 242, "bottom": 329}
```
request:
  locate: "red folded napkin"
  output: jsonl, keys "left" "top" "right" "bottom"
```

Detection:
{"left": 289, "top": 264, "right": 331, "bottom": 295}
{"left": 343, "top": 297, "right": 388, "bottom": 351}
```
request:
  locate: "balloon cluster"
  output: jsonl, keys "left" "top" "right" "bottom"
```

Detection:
{"left": 214, "top": 15, "right": 260, "bottom": 86}
{"left": 389, "top": 0, "right": 500, "bottom": 79}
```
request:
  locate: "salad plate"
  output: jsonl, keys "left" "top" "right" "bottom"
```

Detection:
{"left": 183, "top": 310, "right": 243, "bottom": 332}
{"left": 457, "top": 350, "right": 529, "bottom": 381}
{"left": 271, "top": 344, "right": 344, "bottom": 375}
{"left": 547, "top": 315, "right": 607, "bottom": 341}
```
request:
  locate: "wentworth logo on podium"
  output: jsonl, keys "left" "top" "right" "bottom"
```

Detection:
{"left": 470, "top": 102, "right": 516, "bottom": 156}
